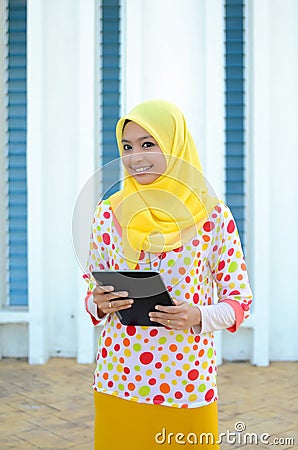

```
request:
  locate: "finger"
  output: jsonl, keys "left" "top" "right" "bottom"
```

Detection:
{"left": 109, "top": 299, "right": 134, "bottom": 310}
{"left": 154, "top": 304, "right": 182, "bottom": 314}
{"left": 93, "top": 285, "right": 114, "bottom": 294}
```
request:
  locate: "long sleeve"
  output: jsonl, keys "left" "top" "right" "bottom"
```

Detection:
{"left": 207, "top": 203, "right": 253, "bottom": 333}
{"left": 84, "top": 201, "right": 111, "bottom": 325}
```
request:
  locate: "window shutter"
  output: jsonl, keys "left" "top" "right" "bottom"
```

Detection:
{"left": 7, "top": 0, "right": 27, "bottom": 306}
{"left": 100, "top": 0, "right": 120, "bottom": 198}
{"left": 225, "top": 0, "right": 246, "bottom": 246}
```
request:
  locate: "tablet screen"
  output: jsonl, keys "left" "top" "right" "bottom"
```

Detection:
{"left": 91, "top": 270, "right": 174, "bottom": 326}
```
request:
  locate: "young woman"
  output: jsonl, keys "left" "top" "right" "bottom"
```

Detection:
{"left": 84, "top": 100, "right": 253, "bottom": 449}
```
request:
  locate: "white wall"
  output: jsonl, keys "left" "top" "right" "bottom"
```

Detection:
{"left": 26, "top": 0, "right": 97, "bottom": 362}
{"left": 268, "top": 1, "right": 298, "bottom": 360}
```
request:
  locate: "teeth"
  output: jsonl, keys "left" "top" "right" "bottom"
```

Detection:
{"left": 133, "top": 166, "right": 152, "bottom": 173}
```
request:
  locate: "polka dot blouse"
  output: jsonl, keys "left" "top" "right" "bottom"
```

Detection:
{"left": 85, "top": 200, "right": 253, "bottom": 409}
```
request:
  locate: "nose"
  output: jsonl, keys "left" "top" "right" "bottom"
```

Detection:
{"left": 130, "top": 151, "right": 144, "bottom": 164}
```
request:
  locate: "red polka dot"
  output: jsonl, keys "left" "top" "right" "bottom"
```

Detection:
{"left": 139, "top": 250, "right": 145, "bottom": 260}
{"left": 230, "top": 290, "right": 240, "bottom": 295}
{"left": 185, "top": 276, "right": 191, "bottom": 283}
{"left": 192, "top": 239, "right": 200, "bottom": 246}
{"left": 227, "top": 220, "right": 235, "bottom": 234}
{"left": 174, "top": 391, "right": 183, "bottom": 399}
{"left": 193, "top": 293, "right": 199, "bottom": 304}
{"left": 153, "top": 395, "right": 165, "bottom": 404}
{"left": 205, "top": 389, "right": 214, "bottom": 402}
{"left": 176, "top": 353, "right": 184, "bottom": 361}
{"left": 218, "top": 261, "right": 225, "bottom": 271}
{"left": 224, "top": 275, "right": 231, "bottom": 282}
{"left": 173, "top": 246, "right": 183, "bottom": 252}
{"left": 203, "top": 221, "right": 215, "bottom": 232}
{"left": 149, "top": 329, "right": 158, "bottom": 337}
{"left": 155, "top": 362, "right": 162, "bottom": 369}
{"left": 228, "top": 248, "right": 234, "bottom": 256}
{"left": 101, "top": 348, "right": 107, "bottom": 358}
{"left": 124, "top": 367, "right": 130, "bottom": 374}
{"left": 149, "top": 378, "right": 157, "bottom": 385}
{"left": 188, "top": 369, "right": 199, "bottom": 381}
{"left": 107, "top": 381, "right": 113, "bottom": 388}
{"left": 139, "top": 352, "right": 154, "bottom": 365}
{"left": 114, "top": 344, "right": 120, "bottom": 351}
{"left": 102, "top": 233, "right": 110, "bottom": 245}
{"left": 126, "top": 326, "right": 136, "bottom": 336}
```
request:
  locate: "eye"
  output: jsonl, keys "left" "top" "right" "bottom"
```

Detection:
{"left": 123, "top": 144, "right": 132, "bottom": 151}
{"left": 142, "top": 141, "right": 155, "bottom": 149}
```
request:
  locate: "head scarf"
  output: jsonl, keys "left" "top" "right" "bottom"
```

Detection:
{"left": 109, "top": 99, "right": 218, "bottom": 269}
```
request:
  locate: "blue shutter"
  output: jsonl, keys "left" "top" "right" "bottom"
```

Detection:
{"left": 100, "top": 0, "right": 120, "bottom": 198}
{"left": 225, "top": 0, "right": 245, "bottom": 246}
{"left": 7, "top": 0, "right": 27, "bottom": 306}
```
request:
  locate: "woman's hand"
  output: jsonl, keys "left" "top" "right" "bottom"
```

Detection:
{"left": 92, "top": 285, "right": 134, "bottom": 319}
{"left": 148, "top": 300, "right": 201, "bottom": 330}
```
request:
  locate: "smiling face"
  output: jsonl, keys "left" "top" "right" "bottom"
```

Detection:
{"left": 121, "top": 121, "right": 167, "bottom": 185}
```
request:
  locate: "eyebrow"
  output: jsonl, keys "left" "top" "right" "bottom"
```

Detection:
{"left": 121, "top": 136, "right": 153, "bottom": 143}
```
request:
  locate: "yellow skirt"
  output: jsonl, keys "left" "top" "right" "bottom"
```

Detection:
{"left": 94, "top": 391, "right": 219, "bottom": 450}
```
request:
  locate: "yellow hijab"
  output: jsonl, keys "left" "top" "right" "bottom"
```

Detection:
{"left": 109, "top": 100, "right": 218, "bottom": 269}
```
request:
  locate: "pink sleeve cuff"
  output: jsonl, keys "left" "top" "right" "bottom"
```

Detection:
{"left": 220, "top": 299, "right": 244, "bottom": 333}
{"left": 85, "top": 293, "right": 101, "bottom": 326}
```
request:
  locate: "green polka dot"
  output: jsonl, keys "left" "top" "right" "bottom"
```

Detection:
{"left": 167, "top": 259, "right": 175, "bottom": 267}
{"left": 228, "top": 262, "right": 238, "bottom": 273}
{"left": 175, "top": 290, "right": 181, "bottom": 296}
{"left": 107, "top": 363, "right": 113, "bottom": 370}
{"left": 165, "top": 367, "right": 171, "bottom": 373}
{"left": 182, "top": 380, "right": 187, "bottom": 385}
{"left": 188, "top": 355, "right": 195, "bottom": 362}
{"left": 109, "top": 351, "right": 113, "bottom": 357}
{"left": 96, "top": 226, "right": 101, "bottom": 231}
{"left": 121, "top": 333, "right": 126, "bottom": 338}
{"left": 159, "top": 337, "right": 167, "bottom": 344}
{"left": 168, "top": 398, "right": 174, "bottom": 403}
{"left": 133, "top": 343, "right": 142, "bottom": 351}
{"left": 186, "top": 245, "right": 191, "bottom": 251}
{"left": 184, "top": 257, "right": 191, "bottom": 265}
{"left": 207, "top": 348, "right": 213, "bottom": 358}
{"left": 240, "top": 283, "right": 246, "bottom": 289}
{"left": 222, "top": 245, "right": 227, "bottom": 254}
{"left": 118, "top": 384, "right": 124, "bottom": 391}
{"left": 134, "top": 365, "right": 141, "bottom": 371}
{"left": 176, "top": 334, "right": 184, "bottom": 343}
{"left": 198, "top": 384, "right": 206, "bottom": 392}
{"left": 138, "top": 386, "right": 150, "bottom": 396}
{"left": 97, "top": 363, "right": 102, "bottom": 371}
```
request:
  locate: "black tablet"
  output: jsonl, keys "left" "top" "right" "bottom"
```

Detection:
{"left": 91, "top": 270, "right": 175, "bottom": 326}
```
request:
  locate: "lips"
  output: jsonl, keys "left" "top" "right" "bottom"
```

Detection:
{"left": 132, "top": 165, "right": 153, "bottom": 174}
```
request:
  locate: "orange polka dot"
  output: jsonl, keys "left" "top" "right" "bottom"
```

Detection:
{"left": 169, "top": 344, "right": 178, "bottom": 352}
{"left": 116, "top": 323, "right": 121, "bottom": 329}
{"left": 179, "top": 267, "right": 186, "bottom": 275}
{"left": 216, "top": 273, "right": 223, "bottom": 281}
{"left": 203, "top": 339, "right": 208, "bottom": 345}
{"left": 121, "top": 375, "right": 127, "bottom": 381}
{"left": 103, "top": 373, "right": 109, "bottom": 380}
{"left": 175, "top": 370, "right": 182, "bottom": 377}
{"left": 123, "top": 338, "right": 130, "bottom": 347}
{"left": 119, "top": 357, "right": 124, "bottom": 364}
{"left": 193, "top": 345, "right": 198, "bottom": 351}
{"left": 198, "top": 349, "right": 205, "bottom": 357}
{"left": 203, "top": 235, "right": 210, "bottom": 242}
{"left": 128, "top": 383, "right": 135, "bottom": 391}
{"left": 185, "top": 293, "right": 190, "bottom": 299}
{"left": 105, "top": 337, "right": 112, "bottom": 347}
{"left": 241, "top": 263, "right": 246, "bottom": 271}
{"left": 160, "top": 383, "right": 171, "bottom": 394}
{"left": 92, "top": 242, "right": 98, "bottom": 249}
{"left": 144, "top": 338, "right": 149, "bottom": 343}
{"left": 185, "top": 384, "right": 195, "bottom": 393}
{"left": 135, "top": 375, "right": 142, "bottom": 382}
{"left": 237, "top": 274, "right": 243, "bottom": 280}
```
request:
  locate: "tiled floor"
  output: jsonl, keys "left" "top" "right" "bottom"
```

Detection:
{"left": 0, "top": 359, "right": 297, "bottom": 449}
